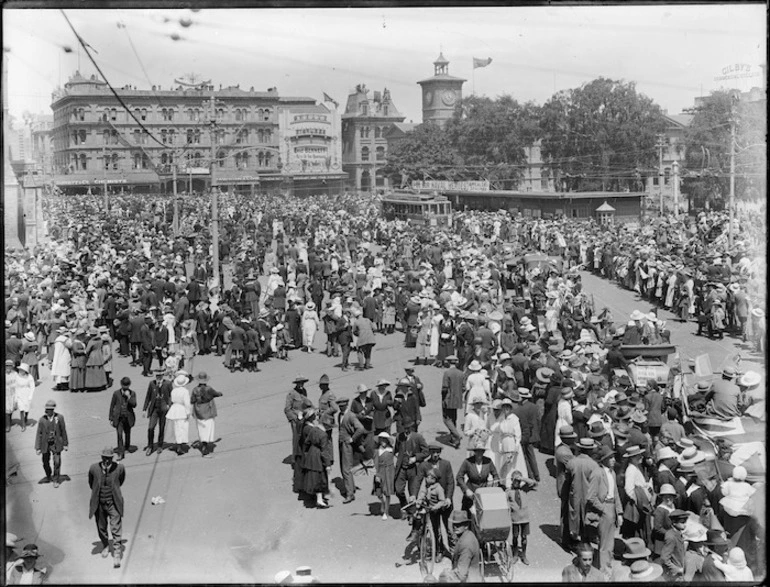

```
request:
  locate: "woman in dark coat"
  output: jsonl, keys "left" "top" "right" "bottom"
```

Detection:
{"left": 539, "top": 379, "right": 563, "bottom": 455}
{"left": 301, "top": 409, "right": 331, "bottom": 508}
{"left": 284, "top": 301, "right": 302, "bottom": 348}
{"left": 69, "top": 330, "right": 88, "bottom": 393}
{"left": 404, "top": 296, "right": 421, "bottom": 348}
{"left": 84, "top": 329, "right": 108, "bottom": 391}
{"left": 370, "top": 381, "right": 394, "bottom": 435}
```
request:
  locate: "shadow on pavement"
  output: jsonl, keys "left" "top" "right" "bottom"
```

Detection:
{"left": 539, "top": 523, "right": 570, "bottom": 552}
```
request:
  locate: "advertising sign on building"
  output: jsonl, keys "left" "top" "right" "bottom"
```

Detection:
{"left": 412, "top": 180, "right": 490, "bottom": 192}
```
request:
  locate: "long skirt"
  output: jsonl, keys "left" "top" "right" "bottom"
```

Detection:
{"left": 70, "top": 365, "right": 86, "bottom": 390}
{"left": 84, "top": 365, "right": 108, "bottom": 390}
{"left": 302, "top": 322, "right": 317, "bottom": 348}
{"left": 169, "top": 418, "right": 189, "bottom": 444}
{"left": 302, "top": 467, "right": 329, "bottom": 494}
{"left": 196, "top": 417, "right": 215, "bottom": 442}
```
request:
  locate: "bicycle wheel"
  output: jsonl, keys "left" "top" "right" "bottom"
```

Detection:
{"left": 419, "top": 519, "right": 435, "bottom": 577}
{"left": 495, "top": 541, "right": 514, "bottom": 582}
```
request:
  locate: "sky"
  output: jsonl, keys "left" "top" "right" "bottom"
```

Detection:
{"left": 3, "top": 5, "right": 766, "bottom": 125}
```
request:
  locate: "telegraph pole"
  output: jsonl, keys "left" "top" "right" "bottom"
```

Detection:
{"left": 672, "top": 160, "right": 679, "bottom": 218}
{"left": 208, "top": 93, "right": 220, "bottom": 288}
{"left": 172, "top": 158, "right": 179, "bottom": 235}
{"left": 728, "top": 105, "right": 736, "bottom": 248}
{"left": 102, "top": 146, "right": 108, "bottom": 211}
{"left": 656, "top": 134, "right": 665, "bottom": 215}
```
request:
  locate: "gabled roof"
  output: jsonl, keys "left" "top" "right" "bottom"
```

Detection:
{"left": 386, "top": 122, "right": 418, "bottom": 136}
{"left": 595, "top": 201, "right": 616, "bottom": 212}
{"left": 665, "top": 114, "right": 694, "bottom": 128}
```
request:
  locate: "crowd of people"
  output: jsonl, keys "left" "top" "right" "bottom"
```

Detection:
{"left": 4, "top": 188, "right": 766, "bottom": 582}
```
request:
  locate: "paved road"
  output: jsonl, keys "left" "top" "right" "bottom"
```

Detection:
{"left": 5, "top": 270, "right": 764, "bottom": 583}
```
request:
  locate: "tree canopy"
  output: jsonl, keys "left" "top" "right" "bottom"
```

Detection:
{"left": 539, "top": 78, "right": 666, "bottom": 191}
{"left": 682, "top": 89, "right": 766, "bottom": 208}
{"left": 380, "top": 123, "right": 459, "bottom": 185}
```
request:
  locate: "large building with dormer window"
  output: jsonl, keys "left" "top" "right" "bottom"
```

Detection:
{"left": 48, "top": 71, "right": 345, "bottom": 195}
{"left": 341, "top": 84, "right": 406, "bottom": 192}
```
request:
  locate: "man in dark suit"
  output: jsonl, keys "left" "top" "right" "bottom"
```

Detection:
{"left": 395, "top": 418, "right": 429, "bottom": 515}
{"left": 173, "top": 290, "right": 189, "bottom": 324}
{"left": 195, "top": 301, "right": 211, "bottom": 356}
{"left": 556, "top": 425, "right": 577, "bottom": 547}
{"left": 139, "top": 316, "right": 154, "bottom": 377}
{"left": 440, "top": 356, "right": 464, "bottom": 449}
{"left": 109, "top": 377, "right": 137, "bottom": 460}
{"left": 142, "top": 369, "right": 171, "bottom": 455}
{"left": 567, "top": 438, "right": 601, "bottom": 546}
{"left": 415, "top": 443, "right": 456, "bottom": 560}
{"left": 34, "top": 400, "right": 69, "bottom": 487}
{"left": 338, "top": 398, "right": 366, "bottom": 503}
{"left": 88, "top": 447, "right": 126, "bottom": 567}
{"left": 513, "top": 387, "right": 540, "bottom": 481}
{"left": 128, "top": 310, "right": 145, "bottom": 365}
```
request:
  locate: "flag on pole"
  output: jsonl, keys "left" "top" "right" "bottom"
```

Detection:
{"left": 322, "top": 92, "right": 339, "bottom": 108}
{"left": 473, "top": 57, "right": 492, "bottom": 69}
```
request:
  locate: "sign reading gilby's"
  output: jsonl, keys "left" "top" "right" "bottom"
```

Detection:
{"left": 714, "top": 63, "right": 761, "bottom": 82}
{"left": 721, "top": 63, "right": 753, "bottom": 75}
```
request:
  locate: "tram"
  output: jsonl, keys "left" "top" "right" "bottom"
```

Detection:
{"left": 380, "top": 190, "right": 452, "bottom": 227}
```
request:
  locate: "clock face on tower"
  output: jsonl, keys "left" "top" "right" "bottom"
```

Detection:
{"left": 424, "top": 90, "right": 434, "bottom": 106}
{"left": 441, "top": 89, "right": 457, "bottom": 106}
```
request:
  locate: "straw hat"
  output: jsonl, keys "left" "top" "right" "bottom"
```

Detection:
{"left": 739, "top": 371, "right": 761, "bottom": 387}
{"left": 467, "top": 360, "right": 482, "bottom": 372}
{"left": 173, "top": 375, "right": 189, "bottom": 388}
{"left": 628, "top": 560, "right": 663, "bottom": 581}
{"left": 659, "top": 483, "right": 677, "bottom": 496}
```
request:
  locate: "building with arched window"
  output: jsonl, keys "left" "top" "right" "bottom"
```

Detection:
{"left": 49, "top": 71, "right": 341, "bottom": 195}
{"left": 341, "top": 83, "right": 405, "bottom": 192}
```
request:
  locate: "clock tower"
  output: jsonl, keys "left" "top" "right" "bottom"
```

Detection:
{"left": 417, "top": 53, "right": 466, "bottom": 128}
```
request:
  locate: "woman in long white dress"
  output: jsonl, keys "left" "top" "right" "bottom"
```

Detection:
{"left": 50, "top": 327, "right": 72, "bottom": 391}
{"left": 465, "top": 361, "right": 490, "bottom": 411}
{"left": 165, "top": 374, "right": 192, "bottom": 454}
{"left": 5, "top": 361, "right": 17, "bottom": 432}
{"left": 463, "top": 398, "right": 491, "bottom": 458}
{"left": 554, "top": 387, "right": 574, "bottom": 449}
{"left": 14, "top": 363, "right": 35, "bottom": 432}
{"left": 301, "top": 302, "right": 321, "bottom": 352}
{"left": 544, "top": 291, "right": 562, "bottom": 334}
{"left": 429, "top": 309, "right": 442, "bottom": 362}
{"left": 492, "top": 400, "right": 527, "bottom": 486}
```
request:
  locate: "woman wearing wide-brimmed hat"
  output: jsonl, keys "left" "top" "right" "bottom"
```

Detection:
{"left": 165, "top": 373, "right": 192, "bottom": 455}
{"left": 84, "top": 328, "right": 108, "bottom": 392}
{"left": 373, "top": 431, "right": 396, "bottom": 519}
{"left": 5, "top": 543, "right": 48, "bottom": 584}
{"left": 68, "top": 329, "right": 88, "bottom": 393}
{"left": 301, "top": 301, "right": 321, "bottom": 353}
{"left": 456, "top": 435, "right": 499, "bottom": 513}
{"left": 190, "top": 372, "right": 223, "bottom": 458}
{"left": 300, "top": 408, "right": 332, "bottom": 508}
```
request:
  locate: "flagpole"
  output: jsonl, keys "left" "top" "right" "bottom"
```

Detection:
{"left": 472, "top": 66, "right": 475, "bottom": 96}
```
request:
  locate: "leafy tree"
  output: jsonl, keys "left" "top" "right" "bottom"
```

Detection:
{"left": 683, "top": 89, "right": 767, "bottom": 208}
{"left": 381, "top": 123, "right": 459, "bottom": 186}
{"left": 444, "top": 95, "right": 541, "bottom": 189}
{"left": 540, "top": 78, "right": 666, "bottom": 192}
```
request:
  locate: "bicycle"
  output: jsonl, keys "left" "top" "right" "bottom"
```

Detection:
{"left": 401, "top": 501, "right": 435, "bottom": 578}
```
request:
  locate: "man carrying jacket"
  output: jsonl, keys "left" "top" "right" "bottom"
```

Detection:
{"left": 34, "top": 400, "right": 68, "bottom": 488}
{"left": 88, "top": 447, "right": 126, "bottom": 568}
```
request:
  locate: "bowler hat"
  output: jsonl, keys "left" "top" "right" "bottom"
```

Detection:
{"left": 705, "top": 530, "right": 729, "bottom": 547}
{"left": 597, "top": 445, "right": 615, "bottom": 463}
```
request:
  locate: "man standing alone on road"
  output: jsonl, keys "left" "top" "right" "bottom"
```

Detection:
{"left": 88, "top": 447, "right": 126, "bottom": 568}
{"left": 34, "top": 400, "right": 68, "bottom": 488}
{"left": 109, "top": 377, "right": 137, "bottom": 460}
{"left": 440, "top": 355, "right": 464, "bottom": 449}
{"left": 143, "top": 369, "right": 171, "bottom": 455}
